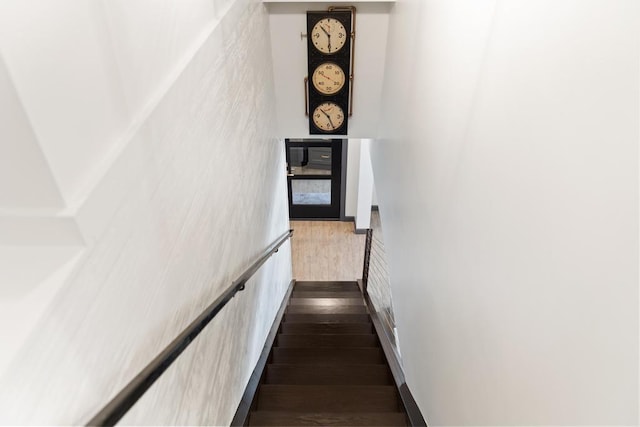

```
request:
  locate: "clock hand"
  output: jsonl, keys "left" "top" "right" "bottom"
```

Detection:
{"left": 321, "top": 24, "right": 332, "bottom": 52}
{"left": 327, "top": 116, "right": 335, "bottom": 129}
{"left": 320, "top": 109, "right": 335, "bottom": 129}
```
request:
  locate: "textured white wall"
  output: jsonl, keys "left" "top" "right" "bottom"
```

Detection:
{"left": 372, "top": 0, "right": 639, "bottom": 425}
{"left": 0, "top": 0, "right": 292, "bottom": 425}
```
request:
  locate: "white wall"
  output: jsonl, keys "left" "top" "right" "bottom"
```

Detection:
{"left": 346, "top": 138, "right": 376, "bottom": 223}
{"left": 345, "top": 139, "right": 361, "bottom": 217}
{"left": 0, "top": 0, "right": 235, "bottom": 206}
{"left": 371, "top": 182, "right": 378, "bottom": 206}
{"left": 355, "top": 139, "right": 373, "bottom": 230}
{"left": 0, "top": 58, "right": 64, "bottom": 211}
{"left": 372, "top": 0, "right": 639, "bottom": 425}
{"left": 0, "top": 0, "right": 130, "bottom": 205}
{"left": 267, "top": 2, "right": 390, "bottom": 138}
{"left": 0, "top": 0, "right": 292, "bottom": 425}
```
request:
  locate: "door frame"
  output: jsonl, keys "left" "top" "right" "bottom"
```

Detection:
{"left": 286, "top": 139, "right": 346, "bottom": 220}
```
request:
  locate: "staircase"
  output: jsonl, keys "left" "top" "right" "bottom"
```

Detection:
{"left": 248, "top": 281, "right": 409, "bottom": 426}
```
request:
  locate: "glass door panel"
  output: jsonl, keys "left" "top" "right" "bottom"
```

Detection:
{"left": 286, "top": 139, "right": 342, "bottom": 219}
{"left": 291, "top": 179, "right": 332, "bottom": 205}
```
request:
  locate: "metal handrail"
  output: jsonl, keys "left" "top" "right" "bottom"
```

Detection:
{"left": 86, "top": 229, "right": 294, "bottom": 426}
{"left": 361, "top": 228, "right": 373, "bottom": 293}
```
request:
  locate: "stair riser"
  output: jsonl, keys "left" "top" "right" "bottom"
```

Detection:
{"left": 271, "top": 348, "right": 383, "bottom": 365}
{"left": 289, "top": 298, "right": 365, "bottom": 307}
{"left": 247, "top": 281, "right": 408, "bottom": 425}
{"left": 249, "top": 411, "right": 408, "bottom": 426}
{"left": 294, "top": 281, "right": 360, "bottom": 292}
{"left": 284, "top": 313, "right": 370, "bottom": 323}
{"left": 280, "top": 323, "right": 372, "bottom": 335}
{"left": 286, "top": 305, "right": 368, "bottom": 314}
{"left": 265, "top": 365, "right": 391, "bottom": 385}
{"left": 292, "top": 291, "right": 363, "bottom": 299}
{"left": 257, "top": 386, "right": 399, "bottom": 412}
{"left": 276, "top": 334, "right": 378, "bottom": 348}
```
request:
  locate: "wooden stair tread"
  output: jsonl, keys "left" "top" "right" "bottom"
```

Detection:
{"left": 295, "top": 281, "right": 359, "bottom": 289}
{"left": 271, "top": 347, "right": 384, "bottom": 364}
{"left": 287, "top": 305, "right": 367, "bottom": 314}
{"left": 276, "top": 334, "right": 378, "bottom": 348}
{"left": 245, "top": 281, "right": 409, "bottom": 425}
{"left": 265, "top": 364, "right": 391, "bottom": 385}
{"left": 289, "top": 298, "right": 365, "bottom": 306}
{"left": 281, "top": 322, "right": 372, "bottom": 335}
{"left": 284, "top": 313, "right": 370, "bottom": 323}
{"left": 248, "top": 411, "right": 407, "bottom": 426}
{"left": 292, "top": 290, "right": 363, "bottom": 298}
{"left": 295, "top": 281, "right": 359, "bottom": 285}
{"left": 257, "top": 385, "right": 399, "bottom": 412}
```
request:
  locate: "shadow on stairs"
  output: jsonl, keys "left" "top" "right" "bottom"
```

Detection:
{"left": 243, "top": 280, "right": 410, "bottom": 426}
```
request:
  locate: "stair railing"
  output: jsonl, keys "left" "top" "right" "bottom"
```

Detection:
{"left": 360, "top": 226, "right": 427, "bottom": 426}
{"left": 361, "top": 228, "right": 373, "bottom": 293}
{"left": 86, "top": 229, "right": 294, "bottom": 427}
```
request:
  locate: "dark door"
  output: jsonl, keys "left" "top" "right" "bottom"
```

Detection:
{"left": 286, "top": 139, "right": 342, "bottom": 219}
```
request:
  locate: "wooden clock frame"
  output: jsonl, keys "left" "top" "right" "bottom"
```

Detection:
{"left": 306, "top": 10, "right": 353, "bottom": 135}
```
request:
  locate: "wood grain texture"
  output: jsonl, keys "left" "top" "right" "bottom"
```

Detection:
{"left": 280, "top": 322, "right": 373, "bottom": 335}
{"left": 256, "top": 385, "right": 399, "bottom": 412}
{"left": 271, "top": 347, "right": 384, "bottom": 364}
{"left": 288, "top": 297, "right": 365, "bottom": 306}
{"left": 294, "top": 281, "right": 361, "bottom": 291}
{"left": 276, "top": 334, "right": 378, "bottom": 348}
{"left": 249, "top": 280, "right": 407, "bottom": 426}
{"left": 290, "top": 221, "right": 365, "bottom": 281}
{"left": 283, "top": 313, "right": 371, "bottom": 323}
{"left": 249, "top": 411, "right": 407, "bottom": 426}
{"left": 291, "top": 290, "right": 363, "bottom": 298}
{"left": 286, "top": 304, "right": 367, "bottom": 314}
{"left": 265, "top": 364, "right": 391, "bottom": 385}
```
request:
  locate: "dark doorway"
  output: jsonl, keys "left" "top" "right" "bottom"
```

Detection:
{"left": 286, "top": 139, "right": 343, "bottom": 219}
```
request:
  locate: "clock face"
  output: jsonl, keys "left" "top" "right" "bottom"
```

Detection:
{"left": 311, "top": 18, "right": 347, "bottom": 54}
{"left": 312, "top": 102, "right": 345, "bottom": 132}
{"left": 312, "top": 62, "right": 346, "bottom": 95}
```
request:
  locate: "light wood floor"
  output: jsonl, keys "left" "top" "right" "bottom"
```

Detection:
{"left": 290, "top": 220, "right": 366, "bottom": 281}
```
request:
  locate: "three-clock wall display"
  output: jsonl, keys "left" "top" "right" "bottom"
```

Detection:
{"left": 306, "top": 9, "right": 354, "bottom": 135}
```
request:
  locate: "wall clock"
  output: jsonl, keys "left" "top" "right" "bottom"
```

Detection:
{"left": 311, "top": 62, "right": 346, "bottom": 95}
{"left": 312, "top": 102, "right": 345, "bottom": 132}
{"left": 311, "top": 18, "right": 348, "bottom": 54}
{"left": 306, "top": 8, "right": 354, "bottom": 135}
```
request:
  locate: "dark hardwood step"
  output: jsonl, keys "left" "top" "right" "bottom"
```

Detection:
{"left": 289, "top": 298, "right": 364, "bottom": 306}
{"left": 276, "top": 334, "right": 378, "bottom": 348}
{"left": 271, "top": 347, "right": 383, "bottom": 364}
{"left": 242, "top": 281, "right": 413, "bottom": 427}
{"left": 294, "top": 281, "right": 360, "bottom": 292}
{"left": 284, "top": 313, "right": 370, "bottom": 323}
{"left": 265, "top": 364, "right": 391, "bottom": 385}
{"left": 291, "top": 290, "right": 363, "bottom": 299}
{"left": 256, "top": 385, "right": 399, "bottom": 412}
{"left": 249, "top": 411, "right": 407, "bottom": 426}
{"left": 287, "top": 305, "right": 367, "bottom": 314}
{"left": 281, "top": 322, "right": 372, "bottom": 335}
